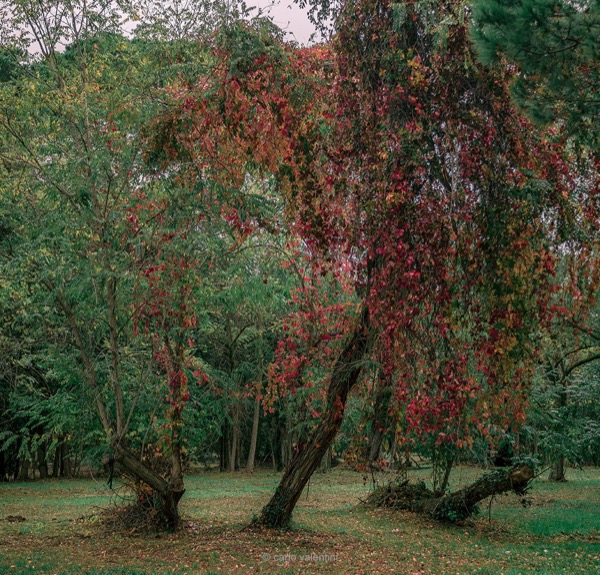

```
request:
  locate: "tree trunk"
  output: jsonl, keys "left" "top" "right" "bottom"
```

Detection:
{"left": 439, "top": 458, "right": 453, "bottom": 495}
{"left": 433, "top": 453, "right": 454, "bottom": 496}
{"left": 112, "top": 444, "right": 184, "bottom": 530}
{"left": 282, "top": 407, "right": 293, "bottom": 468}
{"left": 160, "top": 338, "right": 186, "bottom": 527}
{"left": 366, "top": 378, "right": 391, "bottom": 465}
{"left": 37, "top": 445, "right": 48, "bottom": 479}
{"left": 18, "top": 457, "right": 29, "bottom": 480}
{"left": 52, "top": 445, "right": 60, "bottom": 477}
{"left": 549, "top": 378, "right": 568, "bottom": 482}
{"left": 549, "top": 455, "right": 566, "bottom": 482}
{"left": 220, "top": 423, "right": 230, "bottom": 471}
{"left": 320, "top": 445, "right": 332, "bottom": 472}
{"left": 369, "top": 465, "right": 534, "bottom": 522}
{"left": 428, "top": 465, "right": 534, "bottom": 521}
{"left": 255, "top": 307, "right": 370, "bottom": 528}
{"left": 229, "top": 403, "right": 240, "bottom": 472}
{"left": 61, "top": 443, "right": 72, "bottom": 476}
{"left": 247, "top": 396, "right": 261, "bottom": 472}
{"left": 247, "top": 315, "right": 264, "bottom": 473}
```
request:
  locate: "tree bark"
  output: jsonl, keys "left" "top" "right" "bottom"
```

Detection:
{"left": 247, "top": 314, "right": 264, "bottom": 473}
{"left": 112, "top": 443, "right": 184, "bottom": 530}
{"left": 52, "top": 444, "right": 61, "bottom": 477}
{"left": 433, "top": 454, "right": 454, "bottom": 496}
{"left": 549, "top": 455, "right": 566, "bottom": 482}
{"left": 37, "top": 445, "right": 48, "bottom": 479}
{"left": 220, "top": 423, "right": 230, "bottom": 471}
{"left": 229, "top": 403, "right": 240, "bottom": 472}
{"left": 320, "top": 445, "right": 332, "bottom": 472}
{"left": 549, "top": 377, "right": 568, "bottom": 482}
{"left": 366, "top": 377, "right": 392, "bottom": 465}
{"left": 61, "top": 443, "right": 72, "bottom": 476}
{"left": 161, "top": 338, "right": 187, "bottom": 527}
{"left": 370, "top": 465, "right": 534, "bottom": 522}
{"left": 255, "top": 307, "right": 370, "bottom": 528}
{"left": 18, "top": 457, "right": 29, "bottom": 480}
{"left": 247, "top": 396, "right": 261, "bottom": 472}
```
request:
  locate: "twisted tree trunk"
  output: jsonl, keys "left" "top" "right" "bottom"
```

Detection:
{"left": 111, "top": 444, "right": 185, "bottom": 530}
{"left": 255, "top": 307, "right": 370, "bottom": 528}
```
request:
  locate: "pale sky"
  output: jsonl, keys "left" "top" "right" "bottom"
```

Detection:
{"left": 3, "top": 1, "right": 322, "bottom": 51}
{"left": 251, "top": 1, "right": 320, "bottom": 44}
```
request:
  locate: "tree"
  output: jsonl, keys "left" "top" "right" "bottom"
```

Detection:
{"left": 190, "top": 231, "right": 292, "bottom": 472}
{"left": 165, "top": 2, "right": 598, "bottom": 528}
{"left": 526, "top": 272, "right": 600, "bottom": 480}
{"left": 0, "top": 2, "right": 216, "bottom": 527}
{"left": 259, "top": 0, "right": 597, "bottom": 527}
{"left": 470, "top": 0, "right": 600, "bottom": 146}
{"left": 131, "top": 0, "right": 242, "bottom": 42}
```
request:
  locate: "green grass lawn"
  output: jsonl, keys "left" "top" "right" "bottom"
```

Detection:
{"left": 0, "top": 466, "right": 598, "bottom": 575}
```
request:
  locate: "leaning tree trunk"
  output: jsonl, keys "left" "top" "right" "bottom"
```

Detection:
{"left": 59, "top": 287, "right": 186, "bottom": 529}
{"left": 255, "top": 307, "right": 370, "bottom": 528}
{"left": 369, "top": 465, "right": 534, "bottom": 522}
{"left": 425, "top": 465, "right": 534, "bottom": 521}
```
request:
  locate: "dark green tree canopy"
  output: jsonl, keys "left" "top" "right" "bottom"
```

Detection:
{"left": 470, "top": 0, "right": 599, "bottom": 146}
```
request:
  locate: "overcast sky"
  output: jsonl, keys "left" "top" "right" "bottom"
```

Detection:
{"left": 252, "top": 1, "right": 319, "bottom": 44}
{"left": 2, "top": 1, "right": 321, "bottom": 50}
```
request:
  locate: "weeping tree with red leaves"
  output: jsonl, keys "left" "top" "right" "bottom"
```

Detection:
{"left": 161, "top": 2, "right": 598, "bottom": 527}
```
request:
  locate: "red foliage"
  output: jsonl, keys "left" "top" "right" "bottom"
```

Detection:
{"left": 165, "top": 8, "right": 599, "bottom": 447}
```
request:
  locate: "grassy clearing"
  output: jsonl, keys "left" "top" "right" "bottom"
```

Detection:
{"left": 0, "top": 466, "right": 598, "bottom": 575}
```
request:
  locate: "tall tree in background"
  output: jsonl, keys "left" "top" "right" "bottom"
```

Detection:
{"left": 470, "top": 0, "right": 599, "bottom": 146}
{"left": 528, "top": 265, "right": 600, "bottom": 481}
{"left": 471, "top": 0, "right": 600, "bottom": 478}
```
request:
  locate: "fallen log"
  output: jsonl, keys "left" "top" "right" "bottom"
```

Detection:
{"left": 367, "top": 465, "right": 534, "bottom": 522}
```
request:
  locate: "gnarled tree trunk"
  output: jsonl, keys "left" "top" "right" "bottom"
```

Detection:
{"left": 255, "top": 307, "right": 370, "bottom": 528}
{"left": 369, "top": 465, "right": 534, "bottom": 522}
{"left": 111, "top": 444, "right": 185, "bottom": 530}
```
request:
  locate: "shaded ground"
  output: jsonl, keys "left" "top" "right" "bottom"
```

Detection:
{"left": 0, "top": 466, "right": 599, "bottom": 575}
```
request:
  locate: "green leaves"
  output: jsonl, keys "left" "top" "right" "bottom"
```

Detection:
{"left": 471, "top": 0, "right": 600, "bottom": 145}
